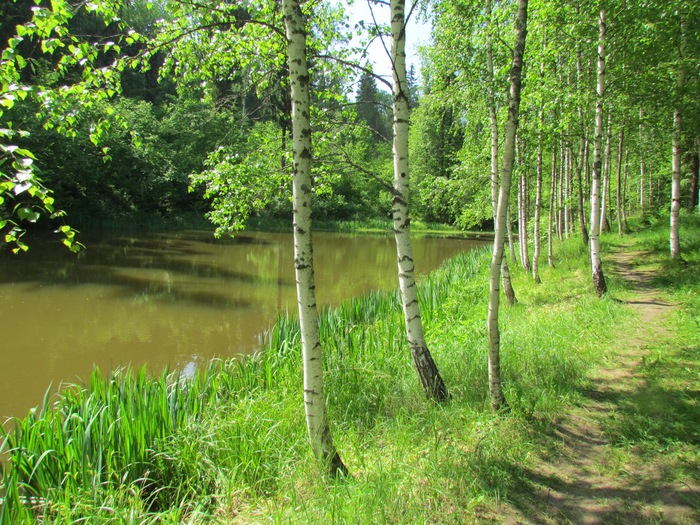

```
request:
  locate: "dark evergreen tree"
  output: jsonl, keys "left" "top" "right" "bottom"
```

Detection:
{"left": 355, "top": 70, "right": 391, "bottom": 141}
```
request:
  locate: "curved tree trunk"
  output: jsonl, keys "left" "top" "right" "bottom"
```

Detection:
{"left": 390, "top": 0, "right": 448, "bottom": 402}
{"left": 589, "top": 9, "right": 607, "bottom": 297}
{"left": 486, "top": 0, "right": 516, "bottom": 306}
{"left": 283, "top": 0, "right": 346, "bottom": 476}
{"left": 487, "top": 0, "right": 528, "bottom": 412}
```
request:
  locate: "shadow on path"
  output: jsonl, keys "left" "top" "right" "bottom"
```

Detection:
{"left": 497, "top": 249, "right": 700, "bottom": 524}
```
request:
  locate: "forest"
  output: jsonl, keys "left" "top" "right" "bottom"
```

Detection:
{"left": 0, "top": 0, "right": 699, "bottom": 523}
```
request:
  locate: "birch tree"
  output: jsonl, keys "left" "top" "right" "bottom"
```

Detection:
{"left": 589, "top": 8, "right": 607, "bottom": 297}
{"left": 487, "top": 0, "right": 528, "bottom": 411}
{"left": 390, "top": 0, "right": 448, "bottom": 402}
{"left": 670, "top": 9, "right": 686, "bottom": 260}
{"left": 485, "top": 0, "right": 517, "bottom": 304}
{"left": 283, "top": 0, "right": 347, "bottom": 475}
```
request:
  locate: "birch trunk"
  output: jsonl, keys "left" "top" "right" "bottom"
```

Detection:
{"left": 487, "top": 0, "right": 528, "bottom": 412}
{"left": 283, "top": 0, "right": 346, "bottom": 476}
{"left": 600, "top": 115, "right": 612, "bottom": 233}
{"left": 590, "top": 9, "right": 607, "bottom": 297}
{"left": 576, "top": 133, "right": 590, "bottom": 246}
{"left": 616, "top": 125, "right": 625, "bottom": 237}
{"left": 520, "top": 161, "right": 531, "bottom": 272}
{"left": 507, "top": 207, "right": 517, "bottom": 266}
{"left": 533, "top": 109, "right": 543, "bottom": 283}
{"left": 670, "top": 12, "right": 686, "bottom": 259}
{"left": 576, "top": 51, "right": 590, "bottom": 246}
{"left": 564, "top": 146, "right": 570, "bottom": 239}
{"left": 557, "top": 144, "right": 564, "bottom": 241}
{"left": 390, "top": 0, "right": 448, "bottom": 402}
{"left": 639, "top": 107, "right": 646, "bottom": 217}
{"left": 623, "top": 148, "right": 630, "bottom": 230}
{"left": 548, "top": 139, "right": 557, "bottom": 268}
{"left": 486, "top": 0, "right": 516, "bottom": 305}
{"left": 689, "top": 141, "right": 699, "bottom": 213}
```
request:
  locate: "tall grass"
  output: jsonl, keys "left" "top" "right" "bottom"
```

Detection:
{"left": 1, "top": 229, "right": 643, "bottom": 523}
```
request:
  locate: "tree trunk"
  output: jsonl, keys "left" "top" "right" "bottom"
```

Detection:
{"left": 576, "top": 51, "right": 590, "bottom": 246}
{"left": 486, "top": 0, "right": 516, "bottom": 306}
{"left": 622, "top": 148, "right": 630, "bottom": 231}
{"left": 689, "top": 140, "right": 699, "bottom": 212}
{"left": 390, "top": 0, "right": 448, "bottom": 402}
{"left": 548, "top": 139, "right": 557, "bottom": 267}
{"left": 639, "top": 107, "right": 646, "bottom": 218}
{"left": 670, "top": 12, "right": 686, "bottom": 259}
{"left": 507, "top": 205, "right": 517, "bottom": 264}
{"left": 590, "top": 9, "right": 607, "bottom": 297}
{"left": 283, "top": 0, "right": 346, "bottom": 476}
{"left": 533, "top": 109, "right": 543, "bottom": 283}
{"left": 519, "top": 160, "right": 531, "bottom": 272}
{"left": 616, "top": 124, "right": 625, "bottom": 237}
{"left": 487, "top": 0, "right": 528, "bottom": 412}
{"left": 576, "top": 134, "right": 590, "bottom": 246}
{"left": 600, "top": 115, "right": 612, "bottom": 233}
{"left": 564, "top": 145, "right": 570, "bottom": 239}
{"left": 557, "top": 144, "right": 564, "bottom": 241}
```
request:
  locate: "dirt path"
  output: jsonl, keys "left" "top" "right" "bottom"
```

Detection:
{"left": 498, "top": 249, "right": 700, "bottom": 524}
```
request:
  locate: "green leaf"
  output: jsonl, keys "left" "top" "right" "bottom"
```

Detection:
{"left": 17, "top": 207, "right": 40, "bottom": 222}
{"left": 15, "top": 148, "right": 37, "bottom": 160}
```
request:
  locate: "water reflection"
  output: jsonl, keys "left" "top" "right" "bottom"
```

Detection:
{"left": 0, "top": 230, "right": 485, "bottom": 421}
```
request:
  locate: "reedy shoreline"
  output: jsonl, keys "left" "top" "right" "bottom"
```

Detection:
{"left": 1, "top": 214, "right": 698, "bottom": 524}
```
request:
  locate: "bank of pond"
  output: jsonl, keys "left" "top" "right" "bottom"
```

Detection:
{"left": 0, "top": 232, "right": 641, "bottom": 523}
{"left": 0, "top": 229, "right": 480, "bottom": 421}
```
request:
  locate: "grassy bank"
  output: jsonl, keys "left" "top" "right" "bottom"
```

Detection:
{"left": 1, "top": 215, "right": 698, "bottom": 523}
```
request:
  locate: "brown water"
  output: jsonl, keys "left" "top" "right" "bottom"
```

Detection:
{"left": 0, "top": 230, "right": 484, "bottom": 422}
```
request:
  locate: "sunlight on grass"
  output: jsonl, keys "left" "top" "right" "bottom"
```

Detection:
{"left": 2, "top": 216, "right": 698, "bottom": 523}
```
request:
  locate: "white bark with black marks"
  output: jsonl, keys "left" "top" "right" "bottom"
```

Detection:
{"left": 283, "top": 0, "right": 346, "bottom": 476}
{"left": 487, "top": 0, "right": 528, "bottom": 412}
{"left": 671, "top": 11, "right": 686, "bottom": 259}
{"left": 616, "top": 125, "right": 625, "bottom": 237}
{"left": 533, "top": 109, "right": 543, "bottom": 284}
{"left": 486, "top": 0, "right": 516, "bottom": 305}
{"left": 390, "top": 0, "right": 447, "bottom": 402}
{"left": 590, "top": 9, "right": 607, "bottom": 297}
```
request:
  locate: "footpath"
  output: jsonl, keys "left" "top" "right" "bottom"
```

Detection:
{"left": 496, "top": 248, "right": 700, "bottom": 524}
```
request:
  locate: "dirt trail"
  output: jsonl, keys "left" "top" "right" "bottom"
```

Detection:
{"left": 498, "top": 249, "right": 699, "bottom": 525}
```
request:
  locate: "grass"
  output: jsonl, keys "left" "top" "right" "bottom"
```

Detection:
{"left": 597, "top": 213, "right": 700, "bottom": 486}
{"left": 1, "top": 214, "right": 698, "bottom": 523}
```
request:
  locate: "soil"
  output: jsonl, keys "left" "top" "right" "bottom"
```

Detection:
{"left": 492, "top": 249, "right": 700, "bottom": 525}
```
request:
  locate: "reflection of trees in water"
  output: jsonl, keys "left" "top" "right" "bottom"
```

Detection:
{"left": 0, "top": 231, "right": 295, "bottom": 309}
{"left": 0, "top": 230, "right": 483, "bottom": 309}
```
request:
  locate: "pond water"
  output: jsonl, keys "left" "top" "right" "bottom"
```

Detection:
{"left": 0, "top": 230, "right": 486, "bottom": 422}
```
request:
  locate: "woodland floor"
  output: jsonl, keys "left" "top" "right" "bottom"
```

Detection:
{"left": 491, "top": 247, "right": 700, "bottom": 524}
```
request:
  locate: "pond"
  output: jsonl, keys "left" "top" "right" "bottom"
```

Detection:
{"left": 0, "top": 229, "right": 487, "bottom": 422}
